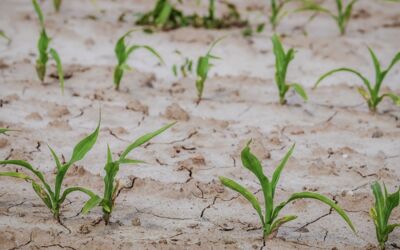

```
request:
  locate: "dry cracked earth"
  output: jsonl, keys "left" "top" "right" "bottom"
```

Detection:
{"left": 0, "top": 0, "right": 399, "bottom": 249}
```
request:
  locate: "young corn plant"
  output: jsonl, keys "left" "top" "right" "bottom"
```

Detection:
{"left": 314, "top": 48, "right": 400, "bottom": 112}
{"left": 32, "top": 0, "right": 65, "bottom": 92}
{"left": 219, "top": 141, "right": 356, "bottom": 240}
{"left": 82, "top": 123, "right": 175, "bottom": 224}
{"left": 195, "top": 37, "right": 224, "bottom": 104}
{"left": 299, "top": 0, "right": 358, "bottom": 35}
{"left": 269, "top": 0, "right": 295, "bottom": 31}
{"left": 370, "top": 182, "right": 400, "bottom": 250}
{"left": 113, "top": 30, "right": 164, "bottom": 91}
{"left": 272, "top": 35, "right": 307, "bottom": 105}
{"left": 0, "top": 119, "right": 101, "bottom": 222}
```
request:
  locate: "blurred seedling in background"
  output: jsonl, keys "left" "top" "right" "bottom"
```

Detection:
{"left": 172, "top": 50, "right": 193, "bottom": 78}
{"left": 272, "top": 35, "right": 307, "bottom": 105}
{"left": 0, "top": 30, "right": 11, "bottom": 44}
{"left": 370, "top": 182, "right": 400, "bottom": 250}
{"left": 219, "top": 141, "right": 356, "bottom": 242}
{"left": 0, "top": 128, "right": 17, "bottom": 135}
{"left": 136, "top": 0, "right": 247, "bottom": 31}
{"left": 0, "top": 118, "right": 102, "bottom": 222}
{"left": 32, "top": 0, "right": 65, "bottom": 93}
{"left": 314, "top": 48, "right": 400, "bottom": 112}
{"left": 82, "top": 123, "right": 175, "bottom": 224}
{"left": 269, "top": 0, "right": 296, "bottom": 31}
{"left": 298, "top": 0, "right": 358, "bottom": 35}
{"left": 195, "top": 37, "right": 224, "bottom": 105}
{"left": 53, "top": 0, "right": 62, "bottom": 12}
{"left": 113, "top": 30, "right": 164, "bottom": 91}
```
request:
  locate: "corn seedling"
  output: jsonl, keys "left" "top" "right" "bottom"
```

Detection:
{"left": 136, "top": 0, "right": 247, "bottom": 31}
{"left": 370, "top": 182, "right": 400, "bottom": 250}
{"left": 299, "top": 0, "right": 358, "bottom": 35}
{"left": 195, "top": 37, "right": 224, "bottom": 104}
{"left": 32, "top": 0, "right": 65, "bottom": 93}
{"left": 314, "top": 48, "right": 400, "bottom": 112}
{"left": 0, "top": 119, "right": 101, "bottom": 222}
{"left": 272, "top": 35, "right": 307, "bottom": 105}
{"left": 113, "top": 30, "right": 164, "bottom": 91}
{"left": 81, "top": 123, "right": 175, "bottom": 224}
{"left": 172, "top": 50, "right": 193, "bottom": 78}
{"left": 269, "top": 0, "right": 295, "bottom": 30}
{"left": 53, "top": 0, "right": 62, "bottom": 12}
{"left": 219, "top": 141, "right": 355, "bottom": 241}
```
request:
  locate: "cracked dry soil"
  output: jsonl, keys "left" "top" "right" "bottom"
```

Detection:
{"left": 1, "top": 0, "right": 400, "bottom": 249}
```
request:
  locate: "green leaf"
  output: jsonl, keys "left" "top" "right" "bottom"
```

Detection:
{"left": 270, "top": 215, "right": 297, "bottom": 233}
{"left": 283, "top": 192, "right": 356, "bottom": 233}
{"left": 219, "top": 176, "right": 264, "bottom": 225}
{"left": 357, "top": 87, "right": 370, "bottom": 101}
{"left": 0, "top": 160, "right": 53, "bottom": 197}
{"left": 385, "top": 52, "right": 400, "bottom": 74}
{"left": 140, "top": 45, "right": 165, "bottom": 65}
{"left": 155, "top": 1, "right": 172, "bottom": 27}
{"left": 32, "top": 0, "right": 45, "bottom": 28}
{"left": 117, "top": 158, "right": 146, "bottom": 165}
{"left": 0, "top": 128, "right": 13, "bottom": 135}
{"left": 32, "top": 181, "right": 53, "bottom": 209}
{"left": 82, "top": 195, "right": 103, "bottom": 214}
{"left": 49, "top": 48, "right": 64, "bottom": 93}
{"left": 271, "top": 144, "right": 295, "bottom": 198}
{"left": 59, "top": 186, "right": 99, "bottom": 205}
{"left": 314, "top": 67, "right": 372, "bottom": 93}
{"left": 381, "top": 93, "right": 400, "bottom": 106}
{"left": 0, "top": 171, "right": 33, "bottom": 181}
{"left": 119, "top": 122, "right": 175, "bottom": 160}
{"left": 48, "top": 145, "right": 62, "bottom": 171}
{"left": 240, "top": 140, "right": 266, "bottom": 182}
{"left": 290, "top": 83, "right": 308, "bottom": 101}
{"left": 0, "top": 30, "right": 11, "bottom": 44}
{"left": 68, "top": 118, "right": 100, "bottom": 165}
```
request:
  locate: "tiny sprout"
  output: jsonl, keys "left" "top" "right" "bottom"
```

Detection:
{"left": 0, "top": 118, "right": 102, "bottom": 222}
{"left": 113, "top": 30, "right": 164, "bottom": 91}
{"left": 219, "top": 141, "right": 355, "bottom": 241}
{"left": 370, "top": 182, "right": 400, "bottom": 250}
{"left": 172, "top": 50, "right": 193, "bottom": 78}
{"left": 272, "top": 34, "right": 308, "bottom": 105}
{"left": 82, "top": 122, "right": 175, "bottom": 225}
{"left": 195, "top": 37, "right": 224, "bottom": 104}
{"left": 32, "top": 0, "right": 65, "bottom": 93}
{"left": 314, "top": 48, "right": 400, "bottom": 112}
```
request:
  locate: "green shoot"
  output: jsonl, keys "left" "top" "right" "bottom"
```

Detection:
{"left": 172, "top": 50, "right": 193, "bottom": 78}
{"left": 272, "top": 35, "right": 307, "bottom": 105}
{"left": 53, "top": 0, "right": 62, "bottom": 12}
{"left": 195, "top": 37, "right": 224, "bottom": 104}
{"left": 269, "top": 0, "right": 295, "bottom": 31}
{"left": 299, "top": 0, "right": 358, "bottom": 35}
{"left": 0, "top": 119, "right": 101, "bottom": 222}
{"left": 370, "top": 182, "right": 400, "bottom": 250}
{"left": 0, "top": 30, "right": 11, "bottom": 44}
{"left": 0, "top": 128, "right": 14, "bottom": 135}
{"left": 219, "top": 141, "right": 355, "bottom": 240}
{"left": 82, "top": 123, "right": 175, "bottom": 224}
{"left": 32, "top": 0, "right": 65, "bottom": 93}
{"left": 113, "top": 30, "right": 164, "bottom": 91}
{"left": 314, "top": 48, "right": 400, "bottom": 112}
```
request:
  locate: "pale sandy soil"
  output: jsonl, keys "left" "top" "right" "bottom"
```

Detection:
{"left": 0, "top": 0, "right": 399, "bottom": 249}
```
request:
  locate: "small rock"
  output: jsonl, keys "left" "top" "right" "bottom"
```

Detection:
{"left": 164, "top": 103, "right": 190, "bottom": 121}
{"left": 47, "top": 105, "right": 70, "bottom": 118}
{"left": 25, "top": 112, "right": 43, "bottom": 121}
{"left": 126, "top": 100, "right": 149, "bottom": 115}
{"left": 372, "top": 130, "right": 383, "bottom": 138}
{"left": 131, "top": 217, "right": 141, "bottom": 226}
{"left": 0, "top": 138, "right": 8, "bottom": 148}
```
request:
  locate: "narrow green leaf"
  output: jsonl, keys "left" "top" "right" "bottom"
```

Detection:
{"left": 32, "top": 0, "right": 45, "bottom": 28}
{"left": 290, "top": 83, "right": 308, "bottom": 101}
{"left": 82, "top": 195, "right": 103, "bottom": 214}
{"left": 69, "top": 118, "right": 100, "bottom": 164}
{"left": 49, "top": 48, "right": 64, "bottom": 94}
{"left": 219, "top": 176, "right": 264, "bottom": 225}
{"left": 381, "top": 93, "right": 400, "bottom": 106}
{"left": 271, "top": 144, "right": 295, "bottom": 198}
{"left": 314, "top": 67, "right": 372, "bottom": 92}
{"left": 48, "top": 145, "right": 62, "bottom": 171}
{"left": 119, "top": 122, "right": 175, "bottom": 160}
{"left": 270, "top": 215, "right": 297, "bottom": 233}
